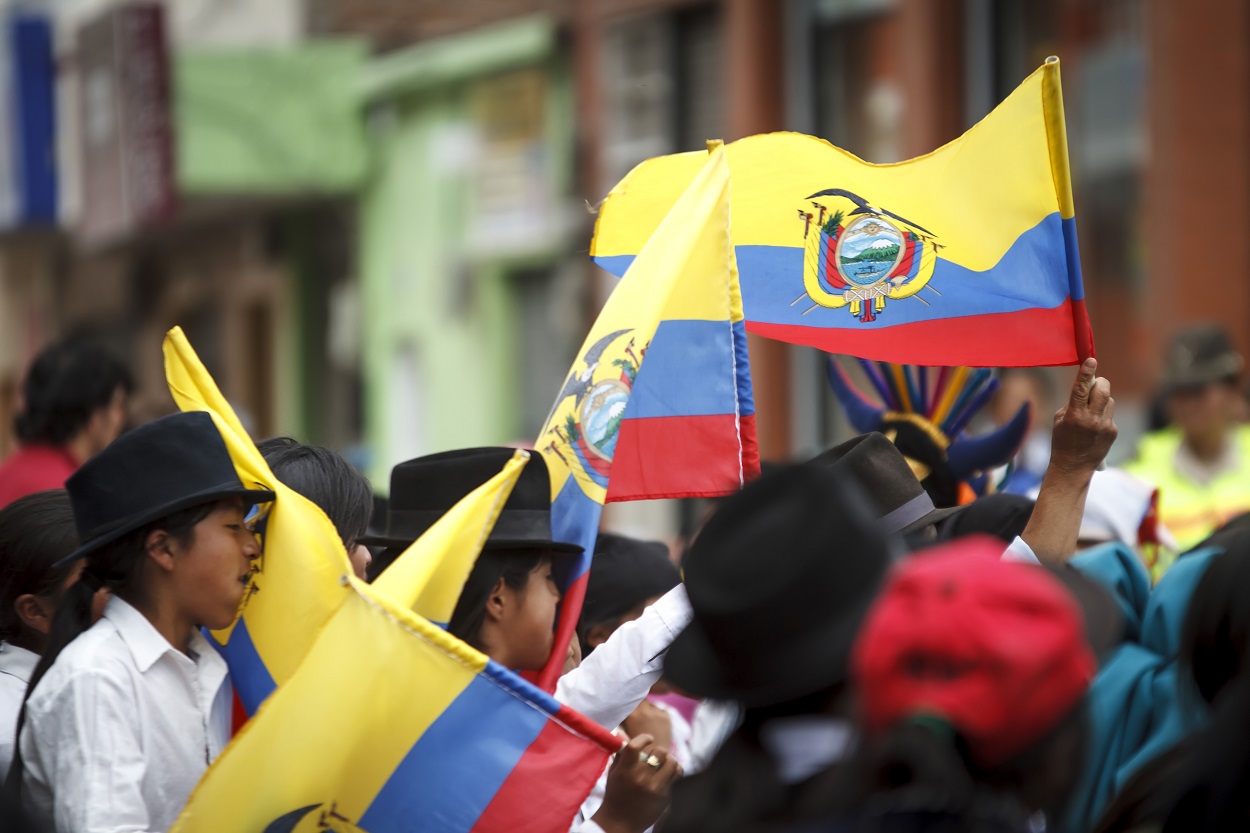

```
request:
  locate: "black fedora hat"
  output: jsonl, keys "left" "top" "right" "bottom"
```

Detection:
{"left": 359, "top": 447, "right": 581, "bottom": 554}
{"left": 56, "top": 411, "right": 275, "bottom": 566}
{"left": 812, "top": 433, "right": 964, "bottom": 535}
{"left": 665, "top": 463, "right": 894, "bottom": 707}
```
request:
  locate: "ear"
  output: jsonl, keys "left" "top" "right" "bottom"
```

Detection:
{"left": 484, "top": 576, "right": 509, "bottom": 623}
{"left": 144, "top": 528, "right": 177, "bottom": 573}
{"left": 13, "top": 594, "right": 53, "bottom": 636}
{"left": 586, "top": 622, "right": 616, "bottom": 651}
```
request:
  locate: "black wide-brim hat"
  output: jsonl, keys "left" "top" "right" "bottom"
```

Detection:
{"left": 812, "top": 433, "right": 965, "bottom": 536}
{"left": 55, "top": 411, "right": 275, "bottom": 567}
{"left": 665, "top": 462, "right": 894, "bottom": 708}
{"left": 359, "top": 447, "right": 582, "bottom": 555}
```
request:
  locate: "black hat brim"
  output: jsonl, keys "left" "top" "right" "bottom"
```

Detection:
{"left": 54, "top": 483, "right": 276, "bottom": 568}
{"left": 664, "top": 589, "right": 877, "bottom": 709}
{"left": 898, "top": 504, "right": 966, "bottom": 536}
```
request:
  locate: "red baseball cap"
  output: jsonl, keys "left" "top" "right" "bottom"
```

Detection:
{"left": 851, "top": 536, "right": 1099, "bottom": 767}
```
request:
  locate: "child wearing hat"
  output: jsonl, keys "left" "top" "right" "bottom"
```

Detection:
{"left": 368, "top": 448, "right": 689, "bottom": 833}
{"left": 0, "top": 491, "right": 93, "bottom": 781}
{"left": 8, "top": 412, "right": 273, "bottom": 832}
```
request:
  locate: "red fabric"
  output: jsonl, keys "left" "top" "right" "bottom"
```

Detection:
{"left": 852, "top": 537, "right": 1096, "bottom": 767}
{"left": 0, "top": 445, "right": 79, "bottom": 509}
{"left": 606, "top": 414, "right": 760, "bottom": 502}
{"left": 535, "top": 572, "right": 589, "bottom": 692}
{"left": 469, "top": 707, "right": 620, "bottom": 833}
{"left": 748, "top": 299, "right": 1096, "bottom": 367}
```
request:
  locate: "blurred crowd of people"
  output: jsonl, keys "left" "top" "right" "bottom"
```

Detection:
{"left": 1, "top": 325, "right": 1249, "bottom": 832}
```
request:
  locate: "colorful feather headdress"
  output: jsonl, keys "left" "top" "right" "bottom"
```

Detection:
{"left": 827, "top": 358, "right": 1031, "bottom": 506}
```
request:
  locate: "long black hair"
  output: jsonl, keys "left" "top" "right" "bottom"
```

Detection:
{"left": 1, "top": 500, "right": 219, "bottom": 809}
{"left": 447, "top": 549, "right": 549, "bottom": 652}
{"left": 0, "top": 491, "right": 79, "bottom": 645}
{"left": 1094, "top": 544, "right": 1250, "bottom": 833}
{"left": 1160, "top": 548, "right": 1250, "bottom": 831}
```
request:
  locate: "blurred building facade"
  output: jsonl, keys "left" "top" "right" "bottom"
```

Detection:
{"left": 0, "top": 0, "right": 1246, "bottom": 487}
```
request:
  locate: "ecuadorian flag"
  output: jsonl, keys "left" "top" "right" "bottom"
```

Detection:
{"left": 172, "top": 452, "right": 621, "bottom": 833}
{"left": 591, "top": 58, "right": 1093, "bottom": 367}
{"left": 165, "top": 328, "right": 352, "bottom": 715}
{"left": 533, "top": 141, "right": 758, "bottom": 689}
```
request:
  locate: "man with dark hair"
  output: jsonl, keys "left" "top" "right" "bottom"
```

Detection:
{"left": 0, "top": 338, "right": 132, "bottom": 509}
{"left": 256, "top": 436, "right": 374, "bottom": 579}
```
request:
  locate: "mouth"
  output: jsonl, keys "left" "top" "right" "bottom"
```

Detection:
{"left": 239, "top": 568, "right": 257, "bottom": 589}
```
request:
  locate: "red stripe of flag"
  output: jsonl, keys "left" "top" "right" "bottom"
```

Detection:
{"left": 470, "top": 709, "right": 620, "bottom": 833}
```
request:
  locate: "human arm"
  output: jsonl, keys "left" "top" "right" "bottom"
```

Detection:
{"left": 1019, "top": 358, "right": 1118, "bottom": 564}
{"left": 22, "top": 672, "right": 156, "bottom": 833}
{"left": 556, "top": 585, "right": 692, "bottom": 730}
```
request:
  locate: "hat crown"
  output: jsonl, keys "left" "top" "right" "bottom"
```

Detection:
{"left": 372, "top": 447, "right": 569, "bottom": 550}
{"left": 66, "top": 411, "right": 251, "bottom": 545}
{"left": 814, "top": 433, "right": 927, "bottom": 516}
{"left": 675, "top": 463, "right": 892, "bottom": 701}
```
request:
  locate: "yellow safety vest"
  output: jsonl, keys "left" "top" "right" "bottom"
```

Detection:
{"left": 1125, "top": 425, "right": 1250, "bottom": 554}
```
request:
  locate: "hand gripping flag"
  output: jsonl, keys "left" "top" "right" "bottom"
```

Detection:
{"left": 591, "top": 58, "right": 1093, "bottom": 367}
{"left": 533, "top": 141, "right": 757, "bottom": 690}
{"left": 165, "top": 328, "right": 353, "bottom": 714}
{"left": 171, "top": 452, "right": 621, "bottom": 833}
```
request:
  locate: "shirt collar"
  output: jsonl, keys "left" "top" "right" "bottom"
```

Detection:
{"left": 103, "top": 596, "right": 189, "bottom": 673}
{"left": 0, "top": 640, "right": 39, "bottom": 684}
{"left": 759, "top": 716, "right": 856, "bottom": 784}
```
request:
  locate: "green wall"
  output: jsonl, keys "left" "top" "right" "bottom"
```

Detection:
{"left": 357, "top": 18, "right": 573, "bottom": 487}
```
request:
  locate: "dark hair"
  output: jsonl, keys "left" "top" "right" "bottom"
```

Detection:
{"left": 2, "top": 500, "right": 219, "bottom": 806}
{"left": 0, "top": 491, "right": 79, "bottom": 642}
{"left": 447, "top": 549, "right": 549, "bottom": 652}
{"left": 257, "top": 437, "right": 372, "bottom": 550}
{"left": 14, "top": 338, "right": 132, "bottom": 445}
{"left": 786, "top": 702, "right": 1090, "bottom": 833}
{"left": 1160, "top": 550, "right": 1250, "bottom": 831}
{"left": 1093, "top": 547, "right": 1250, "bottom": 833}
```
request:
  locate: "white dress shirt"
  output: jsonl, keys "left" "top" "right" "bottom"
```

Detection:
{"left": 0, "top": 640, "right": 39, "bottom": 780}
{"left": 556, "top": 584, "right": 693, "bottom": 732}
{"left": 20, "top": 597, "right": 232, "bottom": 833}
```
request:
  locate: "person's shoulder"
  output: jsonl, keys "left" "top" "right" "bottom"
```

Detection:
{"left": 0, "top": 446, "right": 75, "bottom": 500}
{"left": 25, "top": 620, "right": 133, "bottom": 711}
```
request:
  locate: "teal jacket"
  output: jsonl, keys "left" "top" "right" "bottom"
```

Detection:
{"left": 1062, "top": 543, "right": 1216, "bottom": 833}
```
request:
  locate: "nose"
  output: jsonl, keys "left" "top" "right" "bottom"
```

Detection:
{"left": 242, "top": 529, "right": 262, "bottom": 560}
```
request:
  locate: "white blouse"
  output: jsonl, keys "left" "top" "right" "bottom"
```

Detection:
{"left": 0, "top": 640, "right": 39, "bottom": 779}
{"left": 20, "top": 597, "right": 231, "bottom": 833}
